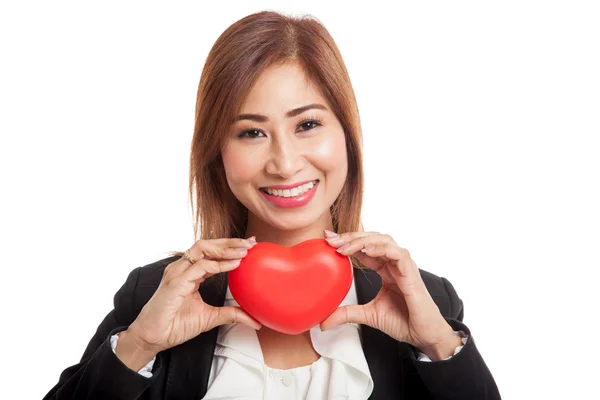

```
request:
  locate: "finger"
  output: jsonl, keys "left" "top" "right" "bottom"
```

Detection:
{"left": 387, "top": 256, "right": 427, "bottom": 299}
{"left": 169, "top": 258, "right": 245, "bottom": 295}
{"left": 324, "top": 230, "right": 375, "bottom": 247}
{"left": 184, "top": 258, "right": 242, "bottom": 282}
{"left": 360, "top": 244, "right": 418, "bottom": 278}
{"left": 210, "top": 305, "right": 262, "bottom": 330}
{"left": 167, "top": 238, "right": 255, "bottom": 279}
{"left": 320, "top": 304, "right": 371, "bottom": 331}
{"left": 352, "top": 249, "right": 397, "bottom": 281}
{"left": 204, "top": 237, "right": 258, "bottom": 250}
{"left": 163, "top": 258, "right": 194, "bottom": 280}
{"left": 217, "top": 246, "right": 252, "bottom": 260}
{"left": 189, "top": 237, "right": 257, "bottom": 261}
{"left": 333, "top": 233, "right": 395, "bottom": 255}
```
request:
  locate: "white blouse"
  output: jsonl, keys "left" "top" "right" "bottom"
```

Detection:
{"left": 203, "top": 278, "right": 374, "bottom": 399}
{"left": 111, "top": 277, "right": 468, "bottom": 399}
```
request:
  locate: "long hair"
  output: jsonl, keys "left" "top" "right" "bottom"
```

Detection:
{"left": 169, "top": 11, "right": 364, "bottom": 260}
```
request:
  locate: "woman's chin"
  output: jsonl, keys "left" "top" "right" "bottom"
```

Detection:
{"left": 258, "top": 210, "right": 324, "bottom": 232}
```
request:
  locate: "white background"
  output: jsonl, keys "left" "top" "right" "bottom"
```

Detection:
{"left": 1, "top": 1, "right": 598, "bottom": 399}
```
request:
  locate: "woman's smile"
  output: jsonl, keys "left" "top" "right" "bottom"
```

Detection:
{"left": 259, "top": 180, "right": 320, "bottom": 208}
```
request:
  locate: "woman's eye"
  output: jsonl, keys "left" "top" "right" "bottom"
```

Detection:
{"left": 238, "top": 129, "right": 264, "bottom": 139}
{"left": 298, "top": 120, "right": 321, "bottom": 131}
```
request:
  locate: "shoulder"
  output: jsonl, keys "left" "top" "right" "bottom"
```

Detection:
{"left": 113, "top": 255, "right": 180, "bottom": 324}
{"left": 136, "top": 255, "right": 180, "bottom": 286}
{"left": 355, "top": 266, "right": 464, "bottom": 321}
{"left": 419, "top": 269, "right": 451, "bottom": 297}
{"left": 419, "top": 268, "right": 464, "bottom": 321}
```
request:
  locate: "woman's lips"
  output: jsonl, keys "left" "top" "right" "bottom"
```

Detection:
{"left": 259, "top": 181, "right": 319, "bottom": 208}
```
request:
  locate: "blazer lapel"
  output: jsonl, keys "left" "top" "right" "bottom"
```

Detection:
{"left": 354, "top": 267, "right": 405, "bottom": 399}
{"left": 166, "top": 274, "right": 228, "bottom": 399}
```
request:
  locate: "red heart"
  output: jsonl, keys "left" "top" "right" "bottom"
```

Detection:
{"left": 228, "top": 238, "right": 353, "bottom": 335}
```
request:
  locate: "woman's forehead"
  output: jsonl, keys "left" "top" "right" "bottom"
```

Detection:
{"left": 238, "top": 63, "right": 328, "bottom": 115}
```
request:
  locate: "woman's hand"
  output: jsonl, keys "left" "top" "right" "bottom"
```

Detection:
{"left": 125, "top": 237, "right": 262, "bottom": 355}
{"left": 320, "top": 230, "right": 462, "bottom": 360}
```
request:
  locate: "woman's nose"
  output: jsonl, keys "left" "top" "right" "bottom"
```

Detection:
{"left": 265, "top": 136, "right": 305, "bottom": 179}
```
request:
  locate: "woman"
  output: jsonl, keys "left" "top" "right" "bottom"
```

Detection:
{"left": 44, "top": 10, "right": 500, "bottom": 400}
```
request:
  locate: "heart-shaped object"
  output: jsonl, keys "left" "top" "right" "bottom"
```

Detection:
{"left": 228, "top": 238, "right": 353, "bottom": 335}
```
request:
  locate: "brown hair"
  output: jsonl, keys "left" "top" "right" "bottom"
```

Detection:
{"left": 169, "top": 10, "right": 364, "bottom": 260}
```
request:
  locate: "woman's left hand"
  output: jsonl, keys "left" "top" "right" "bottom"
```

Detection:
{"left": 320, "top": 230, "right": 462, "bottom": 360}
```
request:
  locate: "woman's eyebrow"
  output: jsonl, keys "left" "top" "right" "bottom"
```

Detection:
{"left": 233, "top": 103, "right": 328, "bottom": 123}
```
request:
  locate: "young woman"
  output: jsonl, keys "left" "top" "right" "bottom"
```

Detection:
{"left": 44, "top": 11, "right": 500, "bottom": 400}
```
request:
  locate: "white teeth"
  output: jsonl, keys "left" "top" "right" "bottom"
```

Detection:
{"left": 265, "top": 180, "right": 317, "bottom": 197}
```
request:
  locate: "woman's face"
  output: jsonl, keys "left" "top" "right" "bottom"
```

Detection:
{"left": 222, "top": 62, "right": 348, "bottom": 233}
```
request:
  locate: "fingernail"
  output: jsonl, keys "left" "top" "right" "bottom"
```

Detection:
{"left": 361, "top": 246, "right": 375, "bottom": 253}
{"left": 323, "top": 229, "right": 338, "bottom": 238}
{"left": 244, "top": 236, "right": 256, "bottom": 244}
{"left": 235, "top": 248, "right": 248, "bottom": 252}
{"left": 336, "top": 243, "right": 349, "bottom": 253}
{"left": 225, "top": 259, "right": 241, "bottom": 265}
{"left": 325, "top": 234, "right": 341, "bottom": 243}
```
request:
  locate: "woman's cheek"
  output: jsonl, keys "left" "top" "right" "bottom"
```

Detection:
{"left": 223, "top": 145, "right": 258, "bottom": 183}
{"left": 310, "top": 130, "right": 347, "bottom": 168}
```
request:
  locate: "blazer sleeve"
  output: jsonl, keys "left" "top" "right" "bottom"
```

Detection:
{"left": 42, "top": 267, "right": 163, "bottom": 400}
{"left": 409, "top": 277, "right": 502, "bottom": 400}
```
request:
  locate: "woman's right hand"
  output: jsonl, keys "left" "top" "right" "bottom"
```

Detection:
{"left": 124, "top": 237, "right": 261, "bottom": 355}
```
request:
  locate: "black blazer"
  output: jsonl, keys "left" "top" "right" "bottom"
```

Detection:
{"left": 44, "top": 256, "right": 501, "bottom": 399}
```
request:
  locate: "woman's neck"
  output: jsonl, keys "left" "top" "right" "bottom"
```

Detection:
{"left": 244, "top": 211, "right": 334, "bottom": 247}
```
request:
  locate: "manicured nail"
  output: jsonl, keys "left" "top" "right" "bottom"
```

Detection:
{"left": 323, "top": 229, "right": 338, "bottom": 238}
{"left": 361, "top": 246, "right": 375, "bottom": 253}
{"left": 336, "top": 243, "right": 349, "bottom": 253}
{"left": 244, "top": 236, "right": 256, "bottom": 244}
